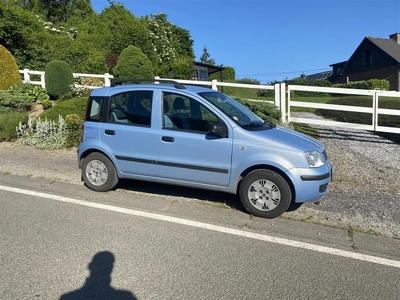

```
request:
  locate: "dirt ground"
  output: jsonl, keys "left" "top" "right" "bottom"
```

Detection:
{"left": 29, "top": 102, "right": 44, "bottom": 119}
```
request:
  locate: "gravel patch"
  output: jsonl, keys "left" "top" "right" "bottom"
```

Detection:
{"left": 287, "top": 112, "right": 400, "bottom": 238}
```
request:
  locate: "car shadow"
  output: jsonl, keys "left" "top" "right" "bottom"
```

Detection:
{"left": 115, "top": 179, "right": 304, "bottom": 214}
{"left": 116, "top": 178, "right": 246, "bottom": 212}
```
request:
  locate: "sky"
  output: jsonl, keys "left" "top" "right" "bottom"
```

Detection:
{"left": 91, "top": 0, "right": 400, "bottom": 83}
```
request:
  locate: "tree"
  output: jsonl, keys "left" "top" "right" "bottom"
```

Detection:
{"left": 97, "top": 5, "right": 155, "bottom": 62}
{"left": 0, "top": 1, "right": 203, "bottom": 76}
{"left": 13, "top": 0, "right": 94, "bottom": 23}
{"left": 0, "top": 2, "right": 52, "bottom": 69}
{"left": 74, "top": 3, "right": 156, "bottom": 72}
{"left": 142, "top": 13, "right": 195, "bottom": 77}
{"left": 199, "top": 46, "right": 215, "bottom": 65}
{"left": 157, "top": 56, "right": 194, "bottom": 80}
{"left": 143, "top": 13, "right": 194, "bottom": 67}
{"left": 112, "top": 45, "right": 154, "bottom": 79}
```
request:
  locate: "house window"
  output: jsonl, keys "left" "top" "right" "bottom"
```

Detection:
{"left": 363, "top": 50, "right": 372, "bottom": 68}
{"left": 199, "top": 70, "right": 207, "bottom": 81}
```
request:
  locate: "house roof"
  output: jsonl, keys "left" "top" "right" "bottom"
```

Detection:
{"left": 301, "top": 70, "right": 333, "bottom": 81}
{"left": 194, "top": 62, "right": 224, "bottom": 75}
{"left": 340, "top": 36, "right": 400, "bottom": 74}
{"left": 367, "top": 37, "right": 400, "bottom": 63}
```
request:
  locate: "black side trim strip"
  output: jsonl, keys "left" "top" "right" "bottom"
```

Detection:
{"left": 158, "top": 161, "right": 229, "bottom": 174}
{"left": 116, "top": 156, "right": 156, "bottom": 165}
{"left": 301, "top": 173, "right": 330, "bottom": 181}
{"left": 116, "top": 155, "right": 229, "bottom": 174}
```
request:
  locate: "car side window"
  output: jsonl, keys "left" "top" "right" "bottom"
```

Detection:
{"left": 87, "top": 97, "right": 106, "bottom": 122}
{"left": 109, "top": 91, "right": 153, "bottom": 127}
{"left": 163, "top": 92, "right": 226, "bottom": 134}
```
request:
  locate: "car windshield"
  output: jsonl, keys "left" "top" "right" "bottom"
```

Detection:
{"left": 199, "top": 91, "right": 275, "bottom": 130}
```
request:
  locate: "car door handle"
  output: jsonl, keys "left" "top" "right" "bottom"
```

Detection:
{"left": 162, "top": 136, "right": 174, "bottom": 142}
{"left": 105, "top": 129, "right": 116, "bottom": 135}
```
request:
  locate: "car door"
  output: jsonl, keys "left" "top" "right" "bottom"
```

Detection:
{"left": 100, "top": 90, "right": 157, "bottom": 177}
{"left": 156, "top": 91, "right": 233, "bottom": 187}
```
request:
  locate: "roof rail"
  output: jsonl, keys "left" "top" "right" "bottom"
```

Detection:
{"left": 110, "top": 78, "right": 186, "bottom": 89}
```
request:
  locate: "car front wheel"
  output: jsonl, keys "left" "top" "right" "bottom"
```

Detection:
{"left": 82, "top": 152, "right": 118, "bottom": 192}
{"left": 239, "top": 169, "right": 292, "bottom": 218}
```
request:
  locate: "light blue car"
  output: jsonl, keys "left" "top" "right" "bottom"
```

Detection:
{"left": 78, "top": 79, "right": 332, "bottom": 218}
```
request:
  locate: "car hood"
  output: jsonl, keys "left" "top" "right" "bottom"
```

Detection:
{"left": 249, "top": 125, "right": 325, "bottom": 152}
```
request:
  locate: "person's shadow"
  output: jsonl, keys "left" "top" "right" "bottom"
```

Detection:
{"left": 60, "top": 251, "right": 137, "bottom": 300}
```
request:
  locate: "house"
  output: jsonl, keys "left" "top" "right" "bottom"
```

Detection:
{"left": 330, "top": 33, "right": 400, "bottom": 91}
{"left": 192, "top": 62, "right": 224, "bottom": 81}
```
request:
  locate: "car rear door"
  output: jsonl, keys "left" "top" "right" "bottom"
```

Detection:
{"left": 100, "top": 90, "right": 157, "bottom": 177}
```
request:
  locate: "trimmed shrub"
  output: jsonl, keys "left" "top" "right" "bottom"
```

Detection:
{"left": 113, "top": 45, "right": 154, "bottom": 79}
{"left": 0, "top": 90, "right": 30, "bottom": 112}
{"left": 65, "top": 113, "right": 83, "bottom": 148}
{"left": 209, "top": 66, "right": 236, "bottom": 82}
{"left": 0, "top": 45, "right": 21, "bottom": 90}
{"left": 41, "top": 99, "right": 53, "bottom": 110}
{"left": 45, "top": 60, "right": 74, "bottom": 99}
{"left": 39, "top": 96, "right": 87, "bottom": 122}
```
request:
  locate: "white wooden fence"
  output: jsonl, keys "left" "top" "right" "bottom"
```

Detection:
{"left": 286, "top": 84, "right": 400, "bottom": 134}
{"left": 153, "top": 76, "right": 281, "bottom": 108}
{"left": 18, "top": 70, "right": 400, "bottom": 134}
{"left": 165, "top": 78, "right": 400, "bottom": 134}
{"left": 19, "top": 69, "right": 114, "bottom": 89}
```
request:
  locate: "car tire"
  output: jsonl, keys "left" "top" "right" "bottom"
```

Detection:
{"left": 82, "top": 152, "right": 119, "bottom": 192}
{"left": 239, "top": 169, "right": 292, "bottom": 218}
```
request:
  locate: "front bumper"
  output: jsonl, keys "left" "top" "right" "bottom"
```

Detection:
{"left": 286, "top": 161, "right": 332, "bottom": 203}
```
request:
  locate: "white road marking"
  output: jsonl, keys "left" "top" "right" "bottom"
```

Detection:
{"left": 1, "top": 184, "right": 399, "bottom": 269}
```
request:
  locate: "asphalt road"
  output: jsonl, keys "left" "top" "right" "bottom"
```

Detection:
{"left": 1, "top": 174, "right": 400, "bottom": 299}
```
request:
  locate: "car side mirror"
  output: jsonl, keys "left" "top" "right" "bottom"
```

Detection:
{"left": 211, "top": 124, "right": 228, "bottom": 138}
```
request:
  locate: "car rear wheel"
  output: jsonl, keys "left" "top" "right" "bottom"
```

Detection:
{"left": 82, "top": 152, "right": 118, "bottom": 192}
{"left": 239, "top": 169, "right": 292, "bottom": 218}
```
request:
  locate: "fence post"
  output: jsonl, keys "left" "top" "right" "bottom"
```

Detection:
{"left": 274, "top": 83, "right": 280, "bottom": 108}
{"left": 40, "top": 72, "right": 45, "bottom": 88}
{"left": 104, "top": 73, "right": 112, "bottom": 87}
{"left": 23, "top": 69, "right": 30, "bottom": 84}
{"left": 280, "top": 82, "right": 286, "bottom": 123}
{"left": 211, "top": 79, "right": 218, "bottom": 91}
{"left": 373, "top": 91, "right": 378, "bottom": 132}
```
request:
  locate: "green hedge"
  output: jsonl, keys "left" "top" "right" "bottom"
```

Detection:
{"left": 235, "top": 98, "right": 281, "bottom": 124}
{"left": 334, "top": 79, "right": 389, "bottom": 91}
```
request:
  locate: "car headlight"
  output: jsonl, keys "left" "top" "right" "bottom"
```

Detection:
{"left": 304, "top": 150, "right": 324, "bottom": 168}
